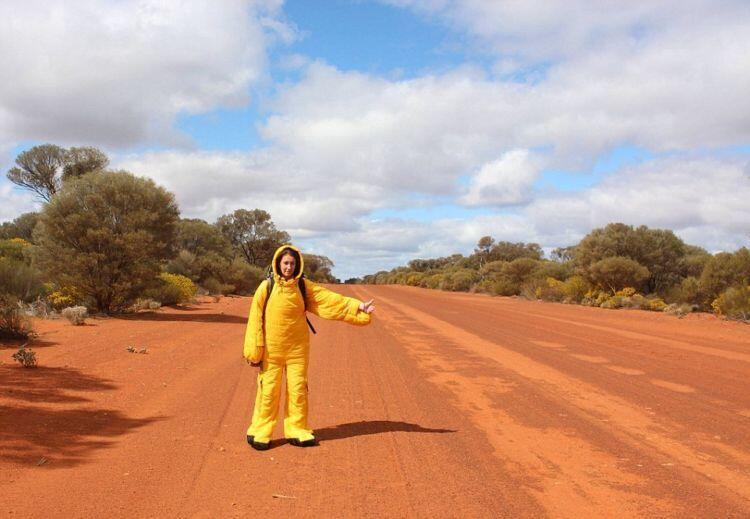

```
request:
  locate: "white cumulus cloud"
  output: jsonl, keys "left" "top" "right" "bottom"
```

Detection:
{"left": 460, "top": 149, "right": 540, "bottom": 206}
{"left": 0, "top": 0, "right": 291, "bottom": 148}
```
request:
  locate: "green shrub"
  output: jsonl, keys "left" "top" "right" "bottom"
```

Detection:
{"left": 699, "top": 248, "right": 750, "bottom": 305}
{"left": 221, "top": 259, "right": 264, "bottom": 295}
{"left": 485, "top": 257, "right": 544, "bottom": 297}
{"left": 12, "top": 344, "right": 37, "bottom": 368}
{"left": 144, "top": 283, "right": 184, "bottom": 306}
{"left": 0, "top": 258, "right": 46, "bottom": 302}
{"left": 586, "top": 256, "right": 650, "bottom": 293}
{"left": 665, "top": 276, "right": 701, "bottom": 305}
{"left": 405, "top": 272, "right": 425, "bottom": 286}
{"left": 423, "top": 274, "right": 445, "bottom": 289}
{"left": 202, "top": 277, "right": 234, "bottom": 296}
{"left": 711, "top": 286, "right": 750, "bottom": 321}
{"left": 490, "top": 277, "right": 520, "bottom": 296}
{"left": 626, "top": 293, "right": 648, "bottom": 309}
{"left": 0, "top": 295, "right": 33, "bottom": 339}
{"left": 534, "top": 261, "right": 573, "bottom": 282}
{"left": 443, "top": 269, "right": 478, "bottom": 291}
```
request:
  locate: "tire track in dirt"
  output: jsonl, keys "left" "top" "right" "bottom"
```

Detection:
{"left": 363, "top": 291, "right": 674, "bottom": 517}
{"left": 357, "top": 286, "right": 750, "bottom": 517}
{"left": 379, "top": 286, "right": 750, "bottom": 443}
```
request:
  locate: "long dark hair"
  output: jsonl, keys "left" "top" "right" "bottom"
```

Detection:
{"left": 275, "top": 247, "right": 301, "bottom": 278}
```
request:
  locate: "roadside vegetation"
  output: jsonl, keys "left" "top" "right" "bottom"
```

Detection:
{"left": 358, "top": 225, "right": 750, "bottom": 322}
{"left": 0, "top": 143, "right": 339, "bottom": 341}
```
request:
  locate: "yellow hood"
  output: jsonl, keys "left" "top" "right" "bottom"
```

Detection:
{"left": 271, "top": 244, "right": 304, "bottom": 281}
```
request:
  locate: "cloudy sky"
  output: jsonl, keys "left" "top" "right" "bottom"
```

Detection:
{"left": 1, "top": 0, "right": 749, "bottom": 279}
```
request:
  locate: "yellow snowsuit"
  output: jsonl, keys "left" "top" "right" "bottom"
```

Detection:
{"left": 243, "top": 245, "right": 371, "bottom": 444}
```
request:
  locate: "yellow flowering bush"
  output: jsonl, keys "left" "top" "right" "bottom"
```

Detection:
{"left": 48, "top": 286, "right": 84, "bottom": 311}
{"left": 647, "top": 297, "right": 667, "bottom": 312}
{"left": 158, "top": 272, "right": 197, "bottom": 304}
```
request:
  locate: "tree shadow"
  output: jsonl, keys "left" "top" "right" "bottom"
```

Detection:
{"left": 0, "top": 365, "right": 163, "bottom": 468}
{"left": 0, "top": 365, "right": 116, "bottom": 404}
{"left": 314, "top": 420, "right": 457, "bottom": 442}
{"left": 114, "top": 312, "right": 246, "bottom": 324}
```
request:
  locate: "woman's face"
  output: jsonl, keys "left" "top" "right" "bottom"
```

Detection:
{"left": 279, "top": 253, "right": 296, "bottom": 279}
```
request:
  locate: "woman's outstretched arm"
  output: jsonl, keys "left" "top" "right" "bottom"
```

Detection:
{"left": 304, "top": 280, "right": 373, "bottom": 325}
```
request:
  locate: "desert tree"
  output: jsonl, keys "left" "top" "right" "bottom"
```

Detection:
{"left": 62, "top": 147, "right": 109, "bottom": 181}
{"left": 34, "top": 171, "right": 179, "bottom": 312}
{"left": 165, "top": 218, "right": 235, "bottom": 288}
{"left": 586, "top": 256, "right": 650, "bottom": 293}
{"left": 7, "top": 144, "right": 110, "bottom": 202}
{"left": 698, "top": 248, "right": 750, "bottom": 304}
{"left": 473, "top": 235, "right": 495, "bottom": 268}
{"left": 487, "top": 241, "right": 543, "bottom": 262}
{"left": 575, "top": 223, "right": 686, "bottom": 293}
{"left": 0, "top": 212, "right": 39, "bottom": 242}
{"left": 304, "top": 253, "right": 336, "bottom": 282}
{"left": 216, "top": 209, "right": 290, "bottom": 267}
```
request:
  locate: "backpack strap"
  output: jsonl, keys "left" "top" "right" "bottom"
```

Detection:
{"left": 262, "top": 273, "right": 274, "bottom": 322}
{"left": 299, "top": 276, "right": 317, "bottom": 334}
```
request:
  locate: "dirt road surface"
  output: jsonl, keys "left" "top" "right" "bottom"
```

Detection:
{"left": 2, "top": 285, "right": 749, "bottom": 518}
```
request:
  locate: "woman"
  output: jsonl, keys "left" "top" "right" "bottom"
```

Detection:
{"left": 243, "top": 244, "right": 375, "bottom": 450}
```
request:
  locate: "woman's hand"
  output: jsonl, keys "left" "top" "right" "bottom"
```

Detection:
{"left": 358, "top": 299, "right": 375, "bottom": 314}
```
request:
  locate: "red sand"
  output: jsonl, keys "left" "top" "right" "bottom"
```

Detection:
{"left": 1, "top": 286, "right": 749, "bottom": 517}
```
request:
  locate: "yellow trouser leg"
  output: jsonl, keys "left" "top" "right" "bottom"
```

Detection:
{"left": 247, "top": 360, "right": 283, "bottom": 443}
{"left": 284, "top": 359, "right": 314, "bottom": 441}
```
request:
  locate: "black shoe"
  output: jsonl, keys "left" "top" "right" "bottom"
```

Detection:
{"left": 288, "top": 438, "right": 317, "bottom": 447}
{"left": 251, "top": 440, "right": 270, "bottom": 451}
{"left": 247, "top": 435, "right": 270, "bottom": 450}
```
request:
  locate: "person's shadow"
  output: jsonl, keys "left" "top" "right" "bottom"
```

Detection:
{"left": 314, "top": 420, "right": 456, "bottom": 442}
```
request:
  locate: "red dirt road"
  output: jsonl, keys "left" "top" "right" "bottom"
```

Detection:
{"left": 2, "top": 285, "right": 749, "bottom": 518}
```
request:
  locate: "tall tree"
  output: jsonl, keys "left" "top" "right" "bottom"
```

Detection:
{"left": 165, "top": 218, "right": 235, "bottom": 285}
{"left": 575, "top": 223, "right": 686, "bottom": 293}
{"left": 35, "top": 171, "right": 179, "bottom": 312}
{"left": 473, "top": 235, "right": 495, "bottom": 268}
{"left": 6, "top": 144, "right": 66, "bottom": 202}
{"left": 304, "top": 254, "right": 336, "bottom": 282}
{"left": 7, "top": 144, "right": 110, "bottom": 202}
{"left": 487, "top": 241, "right": 543, "bottom": 262}
{"left": 216, "top": 209, "right": 290, "bottom": 267}
{"left": 62, "top": 147, "right": 110, "bottom": 181}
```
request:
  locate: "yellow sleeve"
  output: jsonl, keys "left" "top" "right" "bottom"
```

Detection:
{"left": 304, "top": 280, "right": 371, "bottom": 326}
{"left": 243, "top": 280, "right": 269, "bottom": 362}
